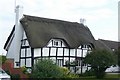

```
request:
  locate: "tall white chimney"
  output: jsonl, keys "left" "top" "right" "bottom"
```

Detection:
{"left": 118, "top": 1, "right": 120, "bottom": 41}
{"left": 13, "top": 5, "right": 23, "bottom": 68}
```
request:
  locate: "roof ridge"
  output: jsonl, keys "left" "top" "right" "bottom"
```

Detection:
{"left": 23, "top": 14, "right": 81, "bottom": 25}
{"left": 98, "top": 39, "right": 119, "bottom": 42}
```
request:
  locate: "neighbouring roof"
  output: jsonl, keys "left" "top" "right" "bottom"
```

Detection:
{"left": 98, "top": 39, "right": 120, "bottom": 50}
{"left": 94, "top": 40, "right": 112, "bottom": 51}
{"left": 20, "top": 15, "right": 95, "bottom": 48}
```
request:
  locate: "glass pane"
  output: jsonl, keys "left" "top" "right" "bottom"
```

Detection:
{"left": 50, "top": 57, "right": 56, "bottom": 63}
{"left": 25, "top": 40, "right": 29, "bottom": 46}
{"left": 64, "top": 48, "right": 69, "bottom": 56}
{"left": 70, "top": 58, "right": 75, "bottom": 65}
{"left": 64, "top": 57, "right": 69, "bottom": 65}
{"left": 27, "top": 48, "right": 31, "bottom": 57}
{"left": 83, "top": 50, "right": 88, "bottom": 57}
{"left": 34, "top": 48, "right": 41, "bottom": 57}
{"left": 26, "top": 58, "right": 31, "bottom": 67}
{"left": 56, "top": 59, "right": 63, "bottom": 67}
{"left": 21, "top": 49, "right": 25, "bottom": 57}
{"left": 20, "top": 59, "right": 25, "bottom": 67}
{"left": 70, "top": 49, "right": 75, "bottom": 56}
{"left": 50, "top": 48, "right": 56, "bottom": 56}
{"left": 57, "top": 48, "right": 63, "bottom": 56}
{"left": 42, "top": 48, "right": 49, "bottom": 56}
{"left": 77, "top": 49, "right": 82, "bottom": 57}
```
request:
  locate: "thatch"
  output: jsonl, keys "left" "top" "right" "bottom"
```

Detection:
{"left": 20, "top": 15, "right": 95, "bottom": 48}
{"left": 94, "top": 40, "right": 112, "bottom": 52}
{"left": 98, "top": 39, "right": 120, "bottom": 50}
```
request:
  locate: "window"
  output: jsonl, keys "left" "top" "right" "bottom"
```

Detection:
{"left": 54, "top": 41, "right": 58, "bottom": 46}
{"left": 43, "top": 48, "right": 49, "bottom": 56}
{"left": 64, "top": 48, "right": 69, "bottom": 56}
{"left": 56, "top": 59, "right": 63, "bottom": 67}
{"left": 57, "top": 48, "right": 63, "bottom": 56}
{"left": 50, "top": 48, "right": 56, "bottom": 56}
{"left": 26, "top": 58, "right": 31, "bottom": 67}
{"left": 16, "top": 62, "right": 20, "bottom": 66}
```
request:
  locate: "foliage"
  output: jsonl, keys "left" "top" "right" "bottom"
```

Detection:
{"left": 84, "top": 49, "right": 117, "bottom": 79}
{"left": 115, "top": 48, "right": 120, "bottom": 67}
{"left": 59, "top": 67, "right": 78, "bottom": 78}
{"left": 30, "top": 59, "right": 78, "bottom": 78}
{"left": 21, "top": 66, "right": 28, "bottom": 74}
{"left": 81, "top": 68, "right": 95, "bottom": 77}
{"left": 11, "top": 74, "right": 20, "bottom": 79}
{"left": 30, "top": 59, "right": 65, "bottom": 78}
{"left": 0, "top": 55, "right": 6, "bottom": 65}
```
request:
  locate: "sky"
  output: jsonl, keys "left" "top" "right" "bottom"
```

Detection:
{"left": 0, "top": 0, "right": 119, "bottom": 55}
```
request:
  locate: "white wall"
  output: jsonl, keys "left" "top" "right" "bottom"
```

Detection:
{"left": 6, "top": 5, "right": 24, "bottom": 68}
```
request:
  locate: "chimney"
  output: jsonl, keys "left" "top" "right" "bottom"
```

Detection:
{"left": 80, "top": 18, "right": 86, "bottom": 24}
{"left": 13, "top": 5, "right": 24, "bottom": 68}
{"left": 15, "top": 5, "right": 23, "bottom": 25}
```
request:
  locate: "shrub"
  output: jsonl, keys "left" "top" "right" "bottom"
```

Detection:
{"left": 30, "top": 59, "right": 65, "bottom": 78}
{"left": 81, "top": 68, "right": 95, "bottom": 77}
{"left": 11, "top": 74, "right": 20, "bottom": 79}
{"left": 0, "top": 55, "right": 6, "bottom": 65}
{"left": 30, "top": 59, "right": 79, "bottom": 78}
{"left": 60, "top": 67, "right": 79, "bottom": 78}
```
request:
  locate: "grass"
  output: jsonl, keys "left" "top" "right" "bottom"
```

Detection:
{"left": 78, "top": 73, "right": 120, "bottom": 80}
{"left": 105, "top": 73, "right": 120, "bottom": 78}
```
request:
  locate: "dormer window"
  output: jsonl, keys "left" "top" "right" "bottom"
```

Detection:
{"left": 47, "top": 39, "right": 67, "bottom": 47}
{"left": 53, "top": 41, "right": 58, "bottom": 46}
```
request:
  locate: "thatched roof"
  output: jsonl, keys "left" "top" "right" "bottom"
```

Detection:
{"left": 20, "top": 15, "right": 95, "bottom": 48}
{"left": 98, "top": 39, "right": 120, "bottom": 50}
{"left": 4, "top": 15, "right": 116, "bottom": 51}
{"left": 94, "top": 40, "right": 112, "bottom": 51}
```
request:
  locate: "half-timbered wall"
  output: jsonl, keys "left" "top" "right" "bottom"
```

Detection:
{"left": 19, "top": 33, "right": 92, "bottom": 73}
{"left": 34, "top": 39, "right": 92, "bottom": 73}
{"left": 19, "top": 31, "right": 32, "bottom": 68}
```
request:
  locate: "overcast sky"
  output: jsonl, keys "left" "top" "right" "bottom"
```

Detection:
{"left": 0, "top": 0, "right": 118, "bottom": 55}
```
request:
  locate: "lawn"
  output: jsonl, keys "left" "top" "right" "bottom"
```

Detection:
{"left": 78, "top": 73, "right": 120, "bottom": 80}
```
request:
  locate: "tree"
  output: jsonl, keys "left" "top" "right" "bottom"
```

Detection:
{"left": 84, "top": 49, "right": 117, "bottom": 79}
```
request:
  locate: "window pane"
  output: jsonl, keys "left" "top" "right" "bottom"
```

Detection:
{"left": 64, "top": 57, "right": 69, "bottom": 65}
{"left": 27, "top": 48, "right": 31, "bottom": 57}
{"left": 70, "top": 58, "right": 75, "bottom": 65}
{"left": 70, "top": 58, "right": 75, "bottom": 62}
{"left": 77, "top": 49, "right": 82, "bottom": 57}
{"left": 56, "top": 59, "right": 63, "bottom": 67}
{"left": 50, "top": 57, "right": 56, "bottom": 63}
{"left": 50, "top": 48, "right": 56, "bottom": 56}
{"left": 21, "top": 49, "right": 25, "bottom": 57}
{"left": 64, "top": 48, "right": 69, "bottom": 56}
{"left": 83, "top": 50, "right": 87, "bottom": 57}
{"left": 25, "top": 40, "right": 29, "bottom": 46}
{"left": 70, "top": 49, "right": 75, "bottom": 56}
{"left": 20, "top": 59, "right": 25, "bottom": 67}
{"left": 34, "top": 48, "right": 41, "bottom": 57}
{"left": 57, "top": 48, "right": 63, "bottom": 56}
{"left": 42, "top": 48, "right": 49, "bottom": 56}
{"left": 26, "top": 58, "right": 31, "bottom": 67}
